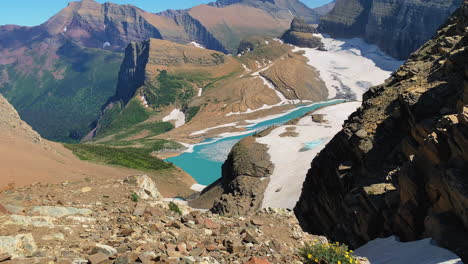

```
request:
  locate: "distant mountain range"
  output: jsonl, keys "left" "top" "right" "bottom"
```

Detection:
{"left": 0, "top": 0, "right": 324, "bottom": 142}
{"left": 0, "top": 0, "right": 462, "bottom": 142}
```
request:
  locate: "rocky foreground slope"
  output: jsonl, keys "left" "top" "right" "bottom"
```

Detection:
{"left": 296, "top": 0, "right": 468, "bottom": 260}
{"left": 0, "top": 175, "right": 334, "bottom": 264}
{"left": 319, "top": 0, "right": 462, "bottom": 59}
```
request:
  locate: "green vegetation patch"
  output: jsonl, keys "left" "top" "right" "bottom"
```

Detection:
{"left": 169, "top": 201, "right": 182, "bottom": 215}
{"left": 186, "top": 106, "right": 201, "bottom": 122}
{"left": 112, "top": 122, "right": 174, "bottom": 141}
{"left": 96, "top": 99, "right": 151, "bottom": 139}
{"left": 144, "top": 70, "right": 195, "bottom": 108}
{"left": 99, "top": 138, "right": 183, "bottom": 152}
{"left": 0, "top": 41, "right": 123, "bottom": 142}
{"left": 64, "top": 143, "right": 173, "bottom": 171}
{"left": 237, "top": 36, "right": 289, "bottom": 64}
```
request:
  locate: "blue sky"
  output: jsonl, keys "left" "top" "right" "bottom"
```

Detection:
{"left": 0, "top": 0, "right": 333, "bottom": 26}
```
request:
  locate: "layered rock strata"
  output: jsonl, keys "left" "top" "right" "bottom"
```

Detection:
{"left": 295, "top": 1, "right": 468, "bottom": 260}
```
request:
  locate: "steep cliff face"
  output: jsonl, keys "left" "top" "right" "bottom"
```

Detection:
{"left": 295, "top": 1, "right": 468, "bottom": 260}
{"left": 319, "top": 0, "right": 462, "bottom": 59}
{"left": 43, "top": 0, "right": 173, "bottom": 50}
{"left": 94, "top": 38, "right": 240, "bottom": 140}
{"left": 281, "top": 18, "right": 324, "bottom": 49}
{"left": 113, "top": 41, "right": 150, "bottom": 105}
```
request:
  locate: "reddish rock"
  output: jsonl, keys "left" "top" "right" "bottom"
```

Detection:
{"left": 204, "top": 219, "right": 220, "bottom": 229}
{"left": 0, "top": 205, "right": 10, "bottom": 215}
{"left": 244, "top": 257, "right": 271, "bottom": 264}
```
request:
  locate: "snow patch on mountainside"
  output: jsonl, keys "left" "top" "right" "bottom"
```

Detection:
{"left": 190, "top": 122, "right": 239, "bottom": 136}
{"left": 162, "top": 109, "right": 186, "bottom": 128}
{"left": 190, "top": 42, "right": 205, "bottom": 49}
{"left": 258, "top": 102, "right": 361, "bottom": 209}
{"left": 355, "top": 236, "right": 462, "bottom": 264}
{"left": 295, "top": 35, "right": 403, "bottom": 100}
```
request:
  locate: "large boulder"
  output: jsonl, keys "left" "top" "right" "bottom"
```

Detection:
{"left": 0, "top": 234, "right": 37, "bottom": 258}
{"left": 190, "top": 136, "right": 274, "bottom": 215}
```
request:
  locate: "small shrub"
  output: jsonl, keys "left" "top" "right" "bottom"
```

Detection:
{"left": 168, "top": 201, "right": 182, "bottom": 215}
{"left": 131, "top": 192, "right": 139, "bottom": 202}
{"left": 299, "top": 241, "right": 358, "bottom": 264}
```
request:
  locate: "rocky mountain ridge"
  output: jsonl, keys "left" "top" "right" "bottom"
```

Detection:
{"left": 0, "top": 0, "right": 326, "bottom": 142}
{"left": 92, "top": 37, "right": 328, "bottom": 145}
{"left": 295, "top": 0, "right": 468, "bottom": 260}
{"left": 319, "top": 0, "right": 463, "bottom": 59}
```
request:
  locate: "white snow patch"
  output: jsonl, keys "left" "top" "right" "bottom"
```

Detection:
{"left": 273, "top": 38, "right": 284, "bottom": 44}
{"left": 288, "top": 9, "right": 293, "bottom": 16}
{"left": 240, "top": 64, "right": 251, "bottom": 77}
{"left": 139, "top": 95, "right": 149, "bottom": 108}
{"left": 355, "top": 236, "right": 462, "bottom": 264}
{"left": 198, "top": 88, "right": 203, "bottom": 97}
{"left": 295, "top": 34, "right": 403, "bottom": 100}
{"left": 190, "top": 122, "right": 238, "bottom": 136}
{"left": 258, "top": 102, "right": 362, "bottom": 209}
{"left": 265, "top": 40, "right": 270, "bottom": 45}
{"left": 190, "top": 42, "right": 205, "bottom": 49}
{"left": 63, "top": 26, "right": 67, "bottom": 32}
{"left": 162, "top": 109, "right": 186, "bottom": 128}
{"left": 190, "top": 184, "right": 206, "bottom": 192}
{"left": 258, "top": 75, "right": 289, "bottom": 103}
{"left": 103, "top": 42, "right": 111, "bottom": 49}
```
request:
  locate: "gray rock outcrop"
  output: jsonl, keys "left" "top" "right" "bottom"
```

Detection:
{"left": 281, "top": 18, "right": 324, "bottom": 49}
{"left": 192, "top": 136, "right": 274, "bottom": 215}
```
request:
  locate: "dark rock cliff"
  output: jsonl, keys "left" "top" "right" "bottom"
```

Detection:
{"left": 281, "top": 18, "right": 324, "bottom": 49}
{"left": 295, "top": 1, "right": 468, "bottom": 260}
{"left": 113, "top": 41, "right": 150, "bottom": 105}
{"left": 319, "top": 0, "right": 463, "bottom": 59}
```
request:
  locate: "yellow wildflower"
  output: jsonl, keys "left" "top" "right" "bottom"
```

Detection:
{"left": 315, "top": 259, "right": 319, "bottom": 263}
{"left": 307, "top": 253, "right": 312, "bottom": 259}
{"left": 338, "top": 261, "right": 341, "bottom": 264}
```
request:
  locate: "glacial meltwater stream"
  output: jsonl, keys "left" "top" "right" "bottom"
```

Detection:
{"left": 166, "top": 100, "right": 343, "bottom": 185}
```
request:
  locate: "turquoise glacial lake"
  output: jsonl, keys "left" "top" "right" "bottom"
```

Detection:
{"left": 166, "top": 100, "right": 343, "bottom": 186}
